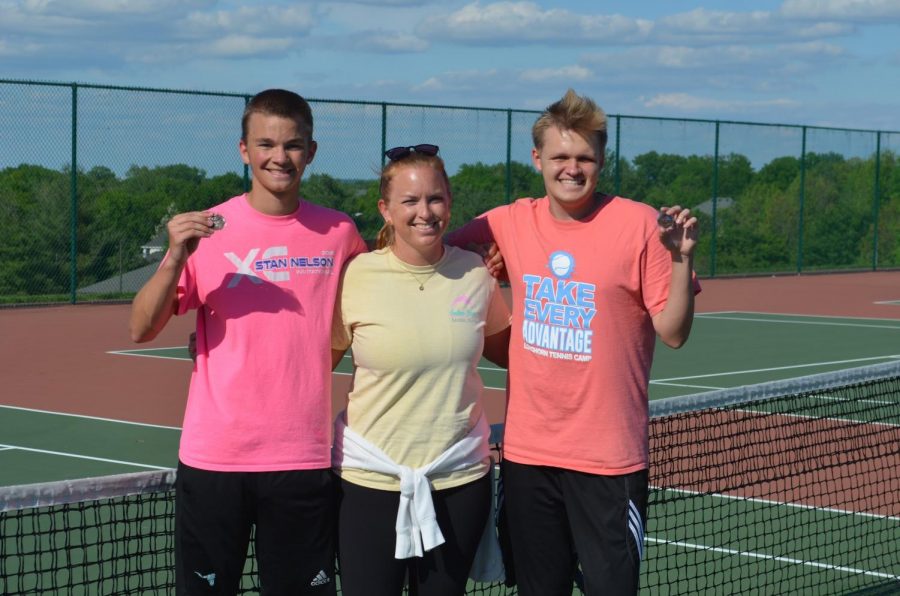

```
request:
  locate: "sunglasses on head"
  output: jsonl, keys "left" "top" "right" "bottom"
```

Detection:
{"left": 384, "top": 144, "right": 440, "bottom": 161}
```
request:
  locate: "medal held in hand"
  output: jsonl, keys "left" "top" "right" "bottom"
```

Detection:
{"left": 208, "top": 213, "right": 226, "bottom": 230}
{"left": 657, "top": 212, "right": 675, "bottom": 229}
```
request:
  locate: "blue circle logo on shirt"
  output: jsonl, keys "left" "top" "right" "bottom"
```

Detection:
{"left": 547, "top": 251, "right": 575, "bottom": 279}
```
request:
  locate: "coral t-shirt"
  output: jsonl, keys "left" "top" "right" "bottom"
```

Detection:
{"left": 174, "top": 194, "right": 366, "bottom": 472}
{"left": 450, "top": 195, "right": 697, "bottom": 475}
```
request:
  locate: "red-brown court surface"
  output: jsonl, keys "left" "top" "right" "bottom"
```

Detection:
{"left": 1, "top": 271, "right": 899, "bottom": 428}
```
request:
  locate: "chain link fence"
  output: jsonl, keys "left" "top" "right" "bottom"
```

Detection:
{"left": 1, "top": 79, "right": 898, "bottom": 304}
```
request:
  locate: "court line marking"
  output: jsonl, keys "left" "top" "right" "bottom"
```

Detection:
{"left": 648, "top": 485, "right": 900, "bottom": 580}
{"left": 653, "top": 354, "right": 900, "bottom": 383}
{"left": 698, "top": 310, "right": 900, "bottom": 323}
{"left": 650, "top": 382, "right": 726, "bottom": 390}
{"left": 657, "top": 486, "right": 900, "bottom": 523}
{"left": 107, "top": 348, "right": 186, "bottom": 361}
{"left": 646, "top": 536, "right": 899, "bottom": 581}
{"left": 0, "top": 404, "right": 181, "bottom": 431}
{"left": 110, "top": 348, "right": 508, "bottom": 374}
{"left": 696, "top": 312, "right": 900, "bottom": 330}
{"left": 0, "top": 444, "right": 170, "bottom": 471}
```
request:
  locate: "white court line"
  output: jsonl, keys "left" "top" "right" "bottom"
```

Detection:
{"left": 0, "top": 444, "right": 170, "bottom": 471}
{"left": 111, "top": 349, "right": 509, "bottom": 374}
{"left": 106, "top": 348, "right": 187, "bottom": 361}
{"left": 649, "top": 381, "right": 726, "bottom": 391}
{"left": 696, "top": 312, "right": 900, "bottom": 330}
{"left": 655, "top": 485, "right": 900, "bottom": 523}
{"left": 646, "top": 536, "right": 900, "bottom": 581}
{"left": 647, "top": 485, "right": 900, "bottom": 581}
{"left": 698, "top": 310, "right": 900, "bottom": 323}
{"left": 0, "top": 404, "right": 181, "bottom": 431}
{"left": 654, "top": 354, "right": 900, "bottom": 383}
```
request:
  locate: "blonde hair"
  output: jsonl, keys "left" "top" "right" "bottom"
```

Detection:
{"left": 375, "top": 153, "right": 451, "bottom": 249}
{"left": 532, "top": 89, "right": 607, "bottom": 154}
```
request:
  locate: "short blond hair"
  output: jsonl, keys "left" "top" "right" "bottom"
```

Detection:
{"left": 532, "top": 89, "right": 607, "bottom": 154}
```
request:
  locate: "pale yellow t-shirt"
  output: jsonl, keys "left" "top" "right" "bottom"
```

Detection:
{"left": 332, "top": 246, "right": 510, "bottom": 491}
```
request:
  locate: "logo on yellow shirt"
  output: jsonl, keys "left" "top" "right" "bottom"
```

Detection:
{"left": 450, "top": 294, "right": 481, "bottom": 323}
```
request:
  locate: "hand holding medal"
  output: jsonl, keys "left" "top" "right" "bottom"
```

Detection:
{"left": 657, "top": 206, "right": 699, "bottom": 257}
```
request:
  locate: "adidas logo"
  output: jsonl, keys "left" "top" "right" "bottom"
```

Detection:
{"left": 310, "top": 569, "right": 331, "bottom": 587}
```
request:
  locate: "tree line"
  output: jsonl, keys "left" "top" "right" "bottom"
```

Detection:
{"left": 1, "top": 149, "right": 897, "bottom": 301}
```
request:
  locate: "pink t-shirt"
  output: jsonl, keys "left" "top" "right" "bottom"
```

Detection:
{"left": 450, "top": 195, "right": 697, "bottom": 475}
{"left": 174, "top": 194, "right": 366, "bottom": 472}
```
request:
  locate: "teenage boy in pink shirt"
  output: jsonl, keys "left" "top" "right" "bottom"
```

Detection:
{"left": 130, "top": 89, "right": 366, "bottom": 595}
{"left": 448, "top": 89, "right": 699, "bottom": 595}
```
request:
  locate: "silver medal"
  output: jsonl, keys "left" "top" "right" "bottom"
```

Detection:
{"left": 209, "top": 213, "right": 226, "bottom": 230}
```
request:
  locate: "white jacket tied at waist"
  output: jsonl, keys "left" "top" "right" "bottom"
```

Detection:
{"left": 332, "top": 412, "right": 490, "bottom": 559}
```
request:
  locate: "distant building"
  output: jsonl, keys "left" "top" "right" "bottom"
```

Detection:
{"left": 141, "top": 230, "right": 167, "bottom": 260}
{"left": 695, "top": 197, "right": 733, "bottom": 216}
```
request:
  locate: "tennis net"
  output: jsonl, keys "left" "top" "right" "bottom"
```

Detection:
{"left": 645, "top": 360, "right": 900, "bottom": 594}
{"left": 2, "top": 361, "right": 899, "bottom": 594}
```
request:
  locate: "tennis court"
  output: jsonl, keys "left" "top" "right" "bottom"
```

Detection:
{"left": 2, "top": 272, "right": 899, "bottom": 593}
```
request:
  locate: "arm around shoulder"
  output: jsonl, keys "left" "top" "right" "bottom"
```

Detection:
{"left": 482, "top": 326, "right": 510, "bottom": 368}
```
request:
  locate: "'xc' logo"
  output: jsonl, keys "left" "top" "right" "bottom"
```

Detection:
{"left": 225, "top": 247, "right": 289, "bottom": 288}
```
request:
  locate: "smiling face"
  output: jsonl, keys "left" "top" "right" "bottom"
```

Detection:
{"left": 239, "top": 112, "right": 316, "bottom": 214}
{"left": 378, "top": 163, "right": 451, "bottom": 265}
{"left": 532, "top": 125, "right": 604, "bottom": 221}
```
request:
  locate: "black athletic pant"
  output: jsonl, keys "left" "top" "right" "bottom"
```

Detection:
{"left": 337, "top": 473, "right": 491, "bottom": 596}
{"left": 175, "top": 462, "right": 338, "bottom": 595}
{"left": 501, "top": 460, "right": 648, "bottom": 596}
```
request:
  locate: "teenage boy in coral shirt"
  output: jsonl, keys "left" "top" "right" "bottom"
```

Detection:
{"left": 130, "top": 89, "right": 366, "bottom": 595}
{"left": 448, "top": 89, "right": 700, "bottom": 596}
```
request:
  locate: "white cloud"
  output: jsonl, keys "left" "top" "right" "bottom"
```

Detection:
{"left": 655, "top": 7, "right": 853, "bottom": 45}
{"left": 659, "top": 8, "right": 775, "bottom": 34}
{"left": 641, "top": 93, "right": 800, "bottom": 113}
{"left": 349, "top": 31, "right": 429, "bottom": 53}
{"left": 410, "top": 68, "right": 503, "bottom": 93}
{"left": 519, "top": 65, "right": 593, "bottom": 83}
{"left": 413, "top": 3, "right": 860, "bottom": 49}
{"left": 21, "top": 0, "right": 212, "bottom": 16}
{"left": 179, "top": 5, "right": 316, "bottom": 37}
{"left": 200, "top": 36, "right": 296, "bottom": 58}
{"left": 336, "top": 0, "right": 438, "bottom": 5}
{"left": 584, "top": 41, "right": 846, "bottom": 75}
{"left": 418, "top": 1, "right": 652, "bottom": 45}
{"left": 780, "top": 0, "right": 900, "bottom": 21}
{"left": 0, "top": 39, "right": 44, "bottom": 57}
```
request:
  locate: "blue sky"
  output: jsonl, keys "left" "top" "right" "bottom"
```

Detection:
{"left": 2, "top": 0, "right": 899, "bottom": 131}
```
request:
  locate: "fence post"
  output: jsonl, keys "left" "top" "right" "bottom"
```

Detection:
{"left": 242, "top": 95, "right": 251, "bottom": 192}
{"left": 614, "top": 115, "right": 621, "bottom": 195}
{"left": 872, "top": 131, "right": 882, "bottom": 270}
{"left": 505, "top": 110, "right": 512, "bottom": 203}
{"left": 711, "top": 121, "right": 720, "bottom": 278}
{"left": 380, "top": 103, "right": 387, "bottom": 167}
{"left": 798, "top": 126, "right": 807, "bottom": 273}
{"left": 70, "top": 83, "right": 78, "bottom": 304}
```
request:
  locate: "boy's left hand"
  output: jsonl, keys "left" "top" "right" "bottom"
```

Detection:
{"left": 658, "top": 206, "right": 699, "bottom": 257}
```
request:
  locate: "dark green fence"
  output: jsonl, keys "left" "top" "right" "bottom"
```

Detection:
{"left": 1, "top": 79, "right": 898, "bottom": 304}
